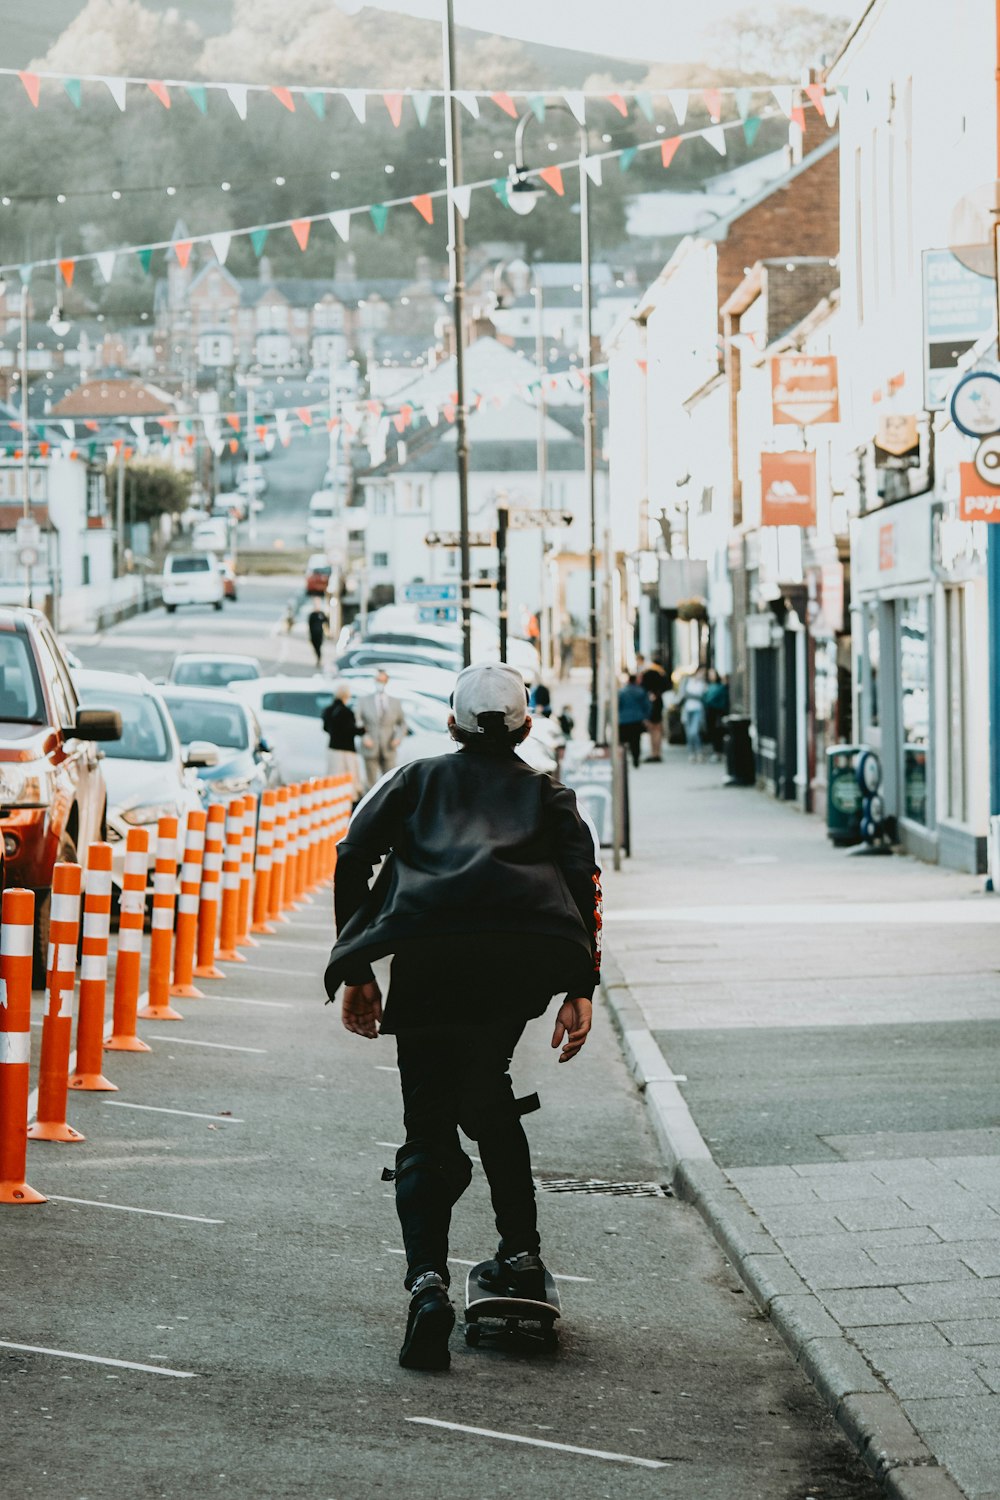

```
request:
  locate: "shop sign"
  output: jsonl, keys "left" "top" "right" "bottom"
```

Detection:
{"left": 875, "top": 413, "right": 921, "bottom": 470}
{"left": 922, "top": 249, "right": 997, "bottom": 410}
{"left": 658, "top": 557, "right": 708, "bottom": 610}
{"left": 851, "top": 494, "right": 933, "bottom": 594}
{"left": 770, "top": 355, "right": 840, "bottom": 425}
{"left": 950, "top": 371, "right": 1000, "bottom": 439}
{"left": 820, "top": 560, "right": 845, "bottom": 633}
{"left": 760, "top": 450, "right": 817, "bottom": 527}
{"left": 959, "top": 461, "right": 1000, "bottom": 521}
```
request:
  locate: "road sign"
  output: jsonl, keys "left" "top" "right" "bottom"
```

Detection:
{"left": 504, "top": 509, "right": 574, "bottom": 530}
{"left": 922, "top": 249, "right": 997, "bottom": 410}
{"left": 950, "top": 370, "right": 1000, "bottom": 438}
{"left": 403, "top": 582, "right": 458, "bottom": 603}
{"left": 417, "top": 605, "right": 458, "bottom": 624}
{"left": 424, "top": 531, "right": 494, "bottom": 548}
{"left": 16, "top": 544, "right": 39, "bottom": 569}
{"left": 15, "top": 518, "right": 40, "bottom": 549}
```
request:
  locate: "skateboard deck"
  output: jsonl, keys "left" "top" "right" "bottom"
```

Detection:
{"left": 464, "top": 1260, "right": 561, "bottom": 1349}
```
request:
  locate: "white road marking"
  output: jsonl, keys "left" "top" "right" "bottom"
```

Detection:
{"left": 208, "top": 996, "right": 293, "bottom": 1010}
{"left": 383, "top": 1248, "right": 591, "bottom": 1283}
{"left": 253, "top": 937, "right": 329, "bottom": 948}
{"left": 45, "top": 1196, "right": 224, "bottom": 1224}
{"left": 145, "top": 1035, "right": 267, "bottom": 1054}
{"left": 375, "top": 1065, "right": 400, "bottom": 1073}
{"left": 0, "top": 1341, "right": 196, "bottom": 1379}
{"left": 240, "top": 964, "right": 319, "bottom": 979}
{"left": 103, "top": 1101, "right": 243, "bottom": 1123}
{"left": 405, "top": 1418, "right": 667, "bottom": 1469}
{"left": 606, "top": 901, "right": 1000, "bottom": 926}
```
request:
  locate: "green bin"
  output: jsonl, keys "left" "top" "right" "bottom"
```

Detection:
{"left": 826, "top": 745, "right": 864, "bottom": 846}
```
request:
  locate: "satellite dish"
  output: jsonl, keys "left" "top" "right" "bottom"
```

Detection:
{"left": 948, "top": 181, "right": 1000, "bottom": 278}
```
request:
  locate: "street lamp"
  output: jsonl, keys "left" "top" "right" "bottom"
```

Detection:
{"left": 508, "top": 105, "right": 600, "bottom": 742}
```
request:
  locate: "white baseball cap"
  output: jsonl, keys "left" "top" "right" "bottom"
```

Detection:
{"left": 452, "top": 662, "right": 528, "bottom": 734}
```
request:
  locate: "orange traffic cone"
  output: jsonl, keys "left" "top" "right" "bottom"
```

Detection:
{"left": 194, "top": 803, "right": 227, "bottom": 980}
{"left": 0, "top": 889, "right": 44, "bottom": 1203}
{"left": 216, "top": 798, "right": 247, "bottom": 963}
{"left": 268, "top": 787, "right": 290, "bottom": 924}
{"left": 251, "top": 790, "right": 277, "bottom": 935}
{"left": 105, "top": 826, "right": 152, "bottom": 1053}
{"left": 69, "top": 842, "right": 116, "bottom": 1091}
{"left": 138, "top": 817, "right": 183, "bottom": 1021}
{"left": 171, "top": 810, "right": 207, "bottom": 998}
{"left": 28, "top": 862, "right": 84, "bottom": 1142}
{"left": 236, "top": 793, "right": 258, "bottom": 948}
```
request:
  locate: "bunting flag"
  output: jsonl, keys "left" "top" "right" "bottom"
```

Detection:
{"left": 606, "top": 92, "right": 629, "bottom": 117}
{"left": 229, "top": 438, "right": 239, "bottom": 454}
{"left": 250, "top": 227, "right": 269, "bottom": 258}
{"left": 343, "top": 89, "right": 366, "bottom": 123}
{"left": 528, "top": 94, "right": 546, "bottom": 122}
{"left": 734, "top": 87, "right": 752, "bottom": 121}
{"left": 384, "top": 91, "right": 403, "bottom": 127}
{"left": 329, "top": 210, "right": 352, "bottom": 242}
{"left": 186, "top": 84, "right": 208, "bottom": 114}
{"left": 667, "top": 90, "right": 688, "bottom": 126}
{"left": 539, "top": 166, "right": 564, "bottom": 196}
{"left": 148, "top": 79, "right": 170, "bottom": 108}
{"left": 660, "top": 137, "right": 682, "bottom": 169}
{"left": 804, "top": 84, "right": 825, "bottom": 113}
{"left": 619, "top": 146, "right": 638, "bottom": 172}
{"left": 790, "top": 102, "right": 806, "bottom": 132}
{"left": 95, "top": 250, "right": 116, "bottom": 283}
{"left": 63, "top": 77, "right": 82, "bottom": 108}
{"left": 370, "top": 203, "right": 389, "bottom": 234}
{"left": 491, "top": 177, "right": 509, "bottom": 206}
{"left": 173, "top": 240, "right": 193, "bottom": 268}
{"left": 450, "top": 184, "right": 472, "bottom": 219}
{"left": 703, "top": 125, "right": 727, "bottom": 156}
{"left": 18, "top": 71, "right": 41, "bottom": 107}
{"left": 271, "top": 86, "right": 295, "bottom": 112}
{"left": 455, "top": 91, "right": 480, "bottom": 118}
{"left": 225, "top": 83, "right": 249, "bottom": 119}
{"left": 138, "top": 248, "right": 153, "bottom": 274}
{"left": 563, "top": 91, "right": 586, "bottom": 125}
{"left": 583, "top": 156, "right": 603, "bottom": 187}
{"left": 822, "top": 93, "right": 841, "bottom": 127}
{"left": 209, "top": 231, "right": 231, "bottom": 264}
{"left": 296, "top": 408, "right": 312, "bottom": 426}
{"left": 771, "top": 86, "right": 793, "bottom": 117}
{"left": 411, "top": 194, "right": 434, "bottom": 224}
{"left": 226, "top": 414, "right": 241, "bottom": 431}
{"left": 703, "top": 88, "right": 722, "bottom": 123}
{"left": 490, "top": 91, "right": 518, "bottom": 119}
{"left": 635, "top": 91, "right": 655, "bottom": 123}
{"left": 304, "top": 89, "right": 325, "bottom": 119}
{"left": 742, "top": 115, "right": 762, "bottom": 146}
{"left": 101, "top": 76, "right": 127, "bottom": 110}
{"left": 58, "top": 258, "right": 75, "bottom": 286}
{"left": 412, "top": 90, "right": 433, "bottom": 126}
{"left": 290, "top": 218, "right": 311, "bottom": 250}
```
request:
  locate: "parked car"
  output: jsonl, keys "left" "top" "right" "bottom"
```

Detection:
{"left": 72, "top": 669, "right": 207, "bottom": 896}
{"left": 236, "top": 469, "right": 267, "bottom": 497}
{"left": 355, "top": 603, "right": 541, "bottom": 685}
{"left": 211, "top": 495, "right": 246, "bottom": 522}
{"left": 306, "top": 490, "right": 336, "bottom": 548}
{"left": 192, "top": 519, "right": 230, "bottom": 553}
{"left": 0, "top": 608, "right": 121, "bottom": 983}
{"left": 167, "top": 653, "right": 261, "bottom": 689}
{"left": 161, "top": 687, "right": 277, "bottom": 804}
{"left": 162, "top": 553, "right": 225, "bottom": 613}
{"left": 305, "top": 554, "right": 332, "bottom": 596}
{"left": 335, "top": 641, "right": 461, "bottom": 676}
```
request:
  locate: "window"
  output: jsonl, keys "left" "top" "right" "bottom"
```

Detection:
{"left": 0, "top": 633, "right": 44, "bottom": 723}
{"left": 260, "top": 690, "right": 333, "bottom": 718}
{"left": 444, "top": 549, "right": 458, "bottom": 571}
{"left": 164, "top": 696, "right": 250, "bottom": 750}
{"left": 372, "top": 551, "right": 389, "bottom": 568}
{"left": 34, "top": 628, "right": 74, "bottom": 728}
{"left": 256, "top": 300, "right": 288, "bottom": 331}
{"left": 86, "top": 691, "right": 171, "bottom": 762}
{"left": 899, "top": 595, "right": 929, "bottom": 825}
{"left": 372, "top": 490, "right": 387, "bottom": 516}
{"left": 86, "top": 468, "right": 105, "bottom": 519}
{"left": 167, "top": 556, "right": 210, "bottom": 574}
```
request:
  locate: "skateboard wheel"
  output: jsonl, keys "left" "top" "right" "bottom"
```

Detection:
{"left": 465, "top": 1324, "right": 481, "bottom": 1347}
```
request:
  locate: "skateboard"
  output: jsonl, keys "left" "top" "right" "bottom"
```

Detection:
{"left": 464, "top": 1260, "right": 561, "bottom": 1350}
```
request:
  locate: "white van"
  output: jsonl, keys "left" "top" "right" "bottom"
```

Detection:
{"left": 162, "top": 553, "right": 225, "bottom": 614}
{"left": 306, "top": 490, "right": 336, "bottom": 548}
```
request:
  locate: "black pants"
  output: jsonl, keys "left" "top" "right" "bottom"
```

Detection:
{"left": 620, "top": 721, "right": 643, "bottom": 767}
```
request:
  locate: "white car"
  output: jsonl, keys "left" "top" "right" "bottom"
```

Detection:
{"left": 72, "top": 669, "right": 209, "bottom": 895}
{"left": 306, "top": 490, "right": 336, "bottom": 548}
{"left": 357, "top": 604, "right": 541, "bottom": 686}
{"left": 236, "top": 469, "right": 267, "bottom": 497}
{"left": 167, "top": 653, "right": 261, "bottom": 689}
{"left": 192, "top": 519, "right": 230, "bottom": 552}
{"left": 162, "top": 552, "right": 225, "bottom": 613}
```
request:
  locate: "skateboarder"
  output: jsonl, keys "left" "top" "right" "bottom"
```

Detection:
{"left": 325, "top": 662, "right": 602, "bottom": 1371}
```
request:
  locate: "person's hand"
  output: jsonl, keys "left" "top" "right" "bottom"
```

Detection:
{"left": 363, "top": 735, "right": 374, "bottom": 750}
{"left": 342, "top": 980, "right": 382, "bottom": 1039}
{"left": 551, "top": 997, "right": 592, "bottom": 1063}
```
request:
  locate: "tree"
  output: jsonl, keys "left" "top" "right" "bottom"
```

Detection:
{"left": 112, "top": 460, "right": 193, "bottom": 524}
{"left": 710, "top": 6, "right": 851, "bottom": 80}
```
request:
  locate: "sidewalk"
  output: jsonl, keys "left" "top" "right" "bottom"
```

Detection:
{"left": 602, "top": 749, "right": 1000, "bottom": 1500}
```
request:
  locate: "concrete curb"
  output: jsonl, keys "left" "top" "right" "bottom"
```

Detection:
{"left": 601, "top": 951, "right": 969, "bottom": 1500}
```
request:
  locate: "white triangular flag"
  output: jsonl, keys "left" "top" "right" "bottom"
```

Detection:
{"left": 343, "top": 89, "right": 367, "bottom": 123}
{"left": 583, "top": 155, "right": 603, "bottom": 187}
{"left": 563, "top": 91, "right": 586, "bottom": 125}
{"left": 95, "top": 251, "right": 116, "bottom": 284}
{"left": 772, "top": 86, "right": 793, "bottom": 117}
{"left": 130, "top": 418, "right": 145, "bottom": 438}
{"left": 455, "top": 91, "right": 480, "bottom": 119}
{"left": 264, "top": 433, "right": 276, "bottom": 453}
{"left": 822, "top": 92, "right": 840, "bottom": 127}
{"left": 106, "top": 445, "right": 117, "bottom": 465}
{"left": 209, "top": 232, "right": 232, "bottom": 264}
{"left": 213, "top": 439, "right": 226, "bottom": 457}
{"left": 101, "top": 76, "right": 127, "bottom": 111}
{"left": 450, "top": 185, "right": 472, "bottom": 220}
{"left": 275, "top": 409, "right": 291, "bottom": 444}
{"left": 424, "top": 403, "right": 439, "bottom": 427}
{"left": 703, "top": 125, "right": 727, "bottom": 155}
{"left": 225, "top": 83, "right": 248, "bottom": 119}
{"left": 667, "top": 90, "right": 688, "bottom": 125}
{"left": 329, "top": 211, "right": 352, "bottom": 242}
{"left": 61, "top": 421, "right": 74, "bottom": 440}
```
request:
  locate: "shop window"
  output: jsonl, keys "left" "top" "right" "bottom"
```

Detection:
{"left": 372, "top": 551, "right": 389, "bottom": 568}
{"left": 899, "top": 595, "right": 929, "bottom": 825}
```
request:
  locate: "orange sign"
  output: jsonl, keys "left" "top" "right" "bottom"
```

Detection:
{"left": 959, "top": 461, "right": 1000, "bottom": 522}
{"left": 771, "top": 354, "right": 840, "bottom": 425}
{"left": 760, "top": 451, "right": 817, "bottom": 527}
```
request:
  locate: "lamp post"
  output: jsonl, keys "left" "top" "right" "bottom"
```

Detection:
{"left": 19, "top": 282, "right": 32, "bottom": 606}
{"left": 441, "top": 0, "right": 472, "bottom": 668}
{"left": 236, "top": 371, "right": 262, "bottom": 546}
{"left": 508, "top": 105, "right": 600, "bottom": 741}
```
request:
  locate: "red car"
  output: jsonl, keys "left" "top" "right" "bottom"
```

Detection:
{"left": 0, "top": 609, "right": 121, "bottom": 983}
{"left": 305, "top": 554, "right": 332, "bottom": 596}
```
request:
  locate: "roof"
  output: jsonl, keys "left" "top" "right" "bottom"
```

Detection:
{"left": 702, "top": 137, "right": 839, "bottom": 243}
{"left": 73, "top": 668, "right": 157, "bottom": 695}
{"left": 50, "top": 379, "right": 179, "bottom": 418}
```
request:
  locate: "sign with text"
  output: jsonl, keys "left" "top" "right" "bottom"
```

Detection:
{"left": 875, "top": 413, "right": 921, "bottom": 470}
{"left": 922, "top": 249, "right": 997, "bottom": 410}
{"left": 424, "top": 530, "right": 494, "bottom": 548}
{"left": 760, "top": 451, "right": 817, "bottom": 528}
{"left": 402, "top": 582, "right": 458, "bottom": 603}
{"left": 770, "top": 355, "right": 840, "bottom": 425}
{"left": 417, "top": 605, "right": 458, "bottom": 624}
{"left": 959, "top": 461, "right": 1000, "bottom": 522}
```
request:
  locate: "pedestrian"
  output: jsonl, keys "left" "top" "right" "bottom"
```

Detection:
{"left": 681, "top": 668, "right": 708, "bottom": 762}
{"left": 558, "top": 621, "right": 575, "bottom": 680}
{"left": 355, "top": 668, "right": 408, "bottom": 788}
{"left": 325, "top": 662, "right": 601, "bottom": 1371}
{"left": 703, "top": 669, "right": 730, "bottom": 760}
{"left": 321, "top": 681, "right": 364, "bottom": 802}
{"left": 638, "top": 657, "right": 668, "bottom": 762}
{"left": 307, "top": 603, "right": 327, "bottom": 669}
{"left": 558, "top": 704, "right": 575, "bottom": 740}
{"left": 617, "top": 673, "right": 651, "bottom": 769}
{"left": 529, "top": 681, "right": 552, "bottom": 718}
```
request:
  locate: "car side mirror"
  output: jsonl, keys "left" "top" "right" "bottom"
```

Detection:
{"left": 185, "top": 740, "right": 220, "bottom": 769}
{"left": 258, "top": 738, "right": 272, "bottom": 754}
{"left": 75, "top": 707, "right": 122, "bottom": 741}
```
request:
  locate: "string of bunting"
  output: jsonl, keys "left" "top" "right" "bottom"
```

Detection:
{"left": 3, "top": 65, "right": 846, "bottom": 129}
{"left": 1, "top": 100, "right": 831, "bottom": 281}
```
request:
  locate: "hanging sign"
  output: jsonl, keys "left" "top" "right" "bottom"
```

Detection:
{"left": 959, "top": 461, "right": 1000, "bottom": 521}
{"left": 770, "top": 354, "right": 839, "bottom": 425}
{"left": 922, "top": 250, "right": 997, "bottom": 410}
{"left": 950, "top": 370, "right": 1000, "bottom": 438}
{"left": 874, "top": 412, "right": 921, "bottom": 470}
{"left": 760, "top": 450, "right": 817, "bottom": 527}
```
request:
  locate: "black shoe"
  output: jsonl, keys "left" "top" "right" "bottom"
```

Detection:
{"left": 399, "top": 1273, "right": 454, "bottom": 1371}
{"left": 478, "top": 1251, "right": 548, "bottom": 1303}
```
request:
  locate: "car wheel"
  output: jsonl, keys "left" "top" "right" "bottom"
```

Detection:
{"left": 32, "top": 831, "right": 78, "bottom": 990}
{"left": 214, "top": 600, "right": 223, "bottom": 611}
{"left": 166, "top": 604, "right": 177, "bottom": 614}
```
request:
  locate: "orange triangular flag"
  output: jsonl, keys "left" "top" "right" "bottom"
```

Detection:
{"left": 606, "top": 92, "right": 629, "bottom": 116}
{"left": 18, "top": 72, "right": 41, "bottom": 108}
{"left": 790, "top": 106, "right": 806, "bottom": 131}
{"left": 70, "top": 448, "right": 79, "bottom": 460}
{"left": 58, "top": 259, "right": 75, "bottom": 287}
{"left": 39, "top": 441, "right": 50, "bottom": 457}
{"left": 703, "top": 88, "right": 722, "bottom": 122}
{"left": 84, "top": 420, "right": 99, "bottom": 431}
{"left": 393, "top": 414, "right": 406, "bottom": 434}
{"left": 174, "top": 241, "right": 192, "bottom": 268}
{"left": 271, "top": 86, "right": 296, "bottom": 112}
{"left": 383, "top": 91, "right": 403, "bottom": 127}
{"left": 296, "top": 407, "right": 313, "bottom": 425}
{"left": 256, "top": 424, "right": 267, "bottom": 440}
{"left": 539, "top": 166, "right": 564, "bottom": 196}
{"left": 124, "top": 446, "right": 134, "bottom": 460}
{"left": 411, "top": 194, "right": 434, "bottom": 224}
{"left": 804, "top": 84, "right": 825, "bottom": 112}
{"left": 291, "top": 219, "right": 311, "bottom": 251}
{"left": 148, "top": 80, "right": 171, "bottom": 108}
{"left": 443, "top": 402, "right": 456, "bottom": 424}
{"left": 491, "top": 91, "right": 518, "bottom": 119}
{"left": 225, "top": 413, "right": 240, "bottom": 431}
{"left": 660, "top": 137, "right": 682, "bottom": 168}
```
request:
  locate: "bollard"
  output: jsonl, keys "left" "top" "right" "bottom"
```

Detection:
{"left": 138, "top": 817, "right": 183, "bottom": 1021}
{"left": 28, "top": 861, "right": 84, "bottom": 1142}
{"left": 236, "top": 793, "right": 258, "bottom": 948}
{"left": 171, "top": 810, "right": 207, "bottom": 998}
{"left": 307, "top": 781, "right": 323, "bottom": 891}
{"left": 194, "top": 803, "right": 227, "bottom": 980}
{"left": 216, "top": 798, "right": 247, "bottom": 963}
{"left": 105, "top": 827, "right": 151, "bottom": 1052}
{"left": 268, "top": 786, "right": 290, "bottom": 925}
{"left": 282, "top": 783, "right": 300, "bottom": 909}
{"left": 251, "top": 790, "right": 277, "bottom": 935}
{"left": 0, "top": 889, "right": 44, "bottom": 1203}
{"left": 69, "top": 843, "right": 116, "bottom": 1091}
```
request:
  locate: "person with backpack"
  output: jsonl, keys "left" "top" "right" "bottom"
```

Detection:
{"left": 325, "top": 662, "right": 602, "bottom": 1371}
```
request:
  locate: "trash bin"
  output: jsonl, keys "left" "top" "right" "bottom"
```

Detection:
{"left": 826, "top": 744, "right": 865, "bottom": 845}
{"left": 723, "top": 715, "right": 755, "bottom": 786}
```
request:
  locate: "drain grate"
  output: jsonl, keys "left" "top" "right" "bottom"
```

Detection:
{"left": 534, "top": 1176, "right": 673, "bottom": 1198}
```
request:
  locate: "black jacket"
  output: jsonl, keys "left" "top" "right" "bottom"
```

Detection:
{"left": 324, "top": 747, "right": 602, "bottom": 999}
{"left": 322, "top": 698, "right": 358, "bottom": 751}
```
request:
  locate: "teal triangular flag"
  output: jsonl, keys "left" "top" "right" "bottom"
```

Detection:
{"left": 619, "top": 146, "right": 638, "bottom": 172}
{"left": 137, "top": 248, "right": 153, "bottom": 274}
{"left": 635, "top": 91, "right": 655, "bottom": 123}
{"left": 837, "top": 85, "right": 850, "bottom": 101}
{"left": 370, "top": 204, "right": 389, "bottom": 235}
{"left": 87, "top": 441, "right": 97, "bottom": 461}
{"left": 412, "top": 91, "right": 433, "bottom": 126}
{"left": 742, "top": 115, "right": 762, "bottom": 146}
{"left": 305, "top": 90, "right": 326, "bottom": 119}
{"left": 185, "top": 85, "right": 208, "bottom": 115}
{"left": 63, "top": 77, "right": 82, "bottom": 108}
{"left": 595, "top": 369, "right": 609, "bottom": 387}
{"left": 734, "top": 88, "right": 752, "bottom": 121}
{"left": 250, "top": 228, "right": 269, "bottom": 258}
{"left": 492, "top": 177, "right": 510, "bottom": 206}
{"left": 528, "top": 94, "right": 546, "bottom": 122}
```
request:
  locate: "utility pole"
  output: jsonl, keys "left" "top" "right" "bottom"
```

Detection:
{"left": 989, "top": 0, "right": 1000, "bottom": 860}
{"left": 497, "top": 500, "right": 509, "bottom": 663}
{"left": 115, "top": 440, "right": 126, "bottom": 577}
{"left": 534, "top": 281, "right": 550, "bottom": 676}
{"left": 442, "top": 0, "right": 472, "bottom": 667}
{"left": 19, "top": 281, "right": 32, "bottom": 607}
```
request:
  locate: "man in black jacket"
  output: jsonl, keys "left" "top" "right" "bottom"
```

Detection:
{"left": 325, "top": 661, "right": 601, "bottom": 1371}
